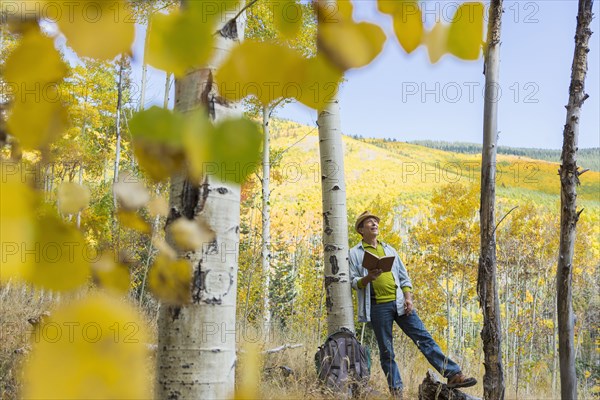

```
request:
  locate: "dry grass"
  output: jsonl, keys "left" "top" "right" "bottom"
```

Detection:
{"left": 1, "top": 285, "right": 593, "bottom": 400}
{"left": 0, "top": 283, "right": 56, "bottom": 400}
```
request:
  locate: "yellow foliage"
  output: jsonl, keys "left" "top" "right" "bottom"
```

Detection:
{"left": 316, "top": 5, "right": 385, "bottom": 71}
{"left": 22, "top": 293, "right": 150, "bottom": 399}
{"left": 56, "top": 0, "right": 135, "bottom": 60}
{"left": 0, "top": 176, "right": 37, "bottom": 283}
{"left": 92, "top": 253, "right": 130, "bottom": 294}
{"left": 234, "top": 343, "right": 262, "bottom": 400}
{"left": 20, "top": 214, "right": 91, "bottom": 291}
{"left": 148, "top": 254, "right": 192, "bottom": 305}
{"left": 273, "top": 0, "right": 303, "bottom": 39}
{"left": 378, "top": 0, "right": 423, "bottom": 54}
{"left": 57, "top": 182, "right": 91, "bottom": 215}
{"left": 4, "top": 27, "right": 69, "bottom": 149}
{"left": 447, "top": 2, "right": 485, "bottom": 60}
{"left": 116, "top": 210, "right": 152, "bottom": 234}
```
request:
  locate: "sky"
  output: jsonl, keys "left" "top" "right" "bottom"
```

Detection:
{"left": 134, "top": 0, "right": 600, "bottom": 149}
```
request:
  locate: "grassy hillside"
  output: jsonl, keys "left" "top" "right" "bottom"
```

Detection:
{"left": 406, "top": 140, "right": 600, "bottom": 172}
{"left": 266, "top": 119, "right": 600, "bottom": 218}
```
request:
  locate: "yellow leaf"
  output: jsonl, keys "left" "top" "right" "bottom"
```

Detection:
{"left": 390, "top": 1, "right": 423, "bottom": 53}
{"left": 6, "top": 90, "right": 69, "bottom": 150}
{"left": 146, "top": 7, "right": 214, "bottom": 77}
{"left": 23, "top": 293, "right": 150, "bottom": 399}
{"left": 424, "top": 21, "right": 449, "bottom": 64}
{"left": 117, "top": 210, "right": 152, "bottom": 234}
{"left": 447, "top": 2, "right": 484, "bottom": 60}
{"left": 296, "top": 54, "right": 342, "bottom": 110}
{"left": 182, "top": 110, "right": 212, "bottom": 182}
{"left": 168, "top": 218, "right": 215, "bottom": 252}
{"left": 524, "top": 290, "right": 534, "bottom": 303}
{"left": 129, "top": 107, "right": 186, "bottom": 182}
{"left": 56, "top": 0, "right": 134, "bottom": 60}
{"left": 216, "top": 41, "right": 303, "bottom": 105}
{"left": 3, "top": 26, "right": 67, "bottom": 85}
{"left": 148, "top": 254, "right": 192, "bottom": 305}
{"left": 274, "top": 0, "right": 303, "bottom": 39}
{"left": 318, "top": 21, "right": 385, "bottom": 70}
{"left": 57, "top": 182, "right": 91, "bottom": 214}
{"left": 113, "top": 171, "right": 150, "bottom": 211}
{"left": 336, "top": 0, "right": 353, "bottom": 20}
{"left": 147, "top": 196, "right": 169, "bottom": 218}
{"left": 21, "top": 215, "right": 91, "bottom": 291}
{"left": 0, "top": 173, "right": 37, "bottom": 283}
{"left": 235, "top": 343, "right": 262, "bottom": 400}
{"left": 210, "top": 118, "right": 262, "bottom": 183}
{"left": 92, "top": 253, "right": 130, "bottom": 293}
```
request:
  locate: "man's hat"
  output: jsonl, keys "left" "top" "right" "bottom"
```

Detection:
{"left": 355, "top": 211, "right": 380, "bottom": 233}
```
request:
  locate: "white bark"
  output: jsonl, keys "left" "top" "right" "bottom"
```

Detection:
{"left": 261, "top": 105, "right": 271, "bottom": 332}
{"left": 163, "top": 72, "right": 172, "bottom": 109}
{"left": 477, "top": 0, "right": 505, "bottom": 398}
{"left": 317, "top": 94, "right": 354, "bottom": 334}
{"left": 113, "top": 56, "right": 125, "bottom": 198}
{"left": 155, "top": 5, "right": 246, "bottom": 399}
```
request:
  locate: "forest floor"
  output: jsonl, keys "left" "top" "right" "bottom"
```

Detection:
{"left": 0, "top": 285, "right": 590, "bottom": 400}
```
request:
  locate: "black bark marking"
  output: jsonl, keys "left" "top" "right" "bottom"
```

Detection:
{"left": 166, "top": 207, "right": 182, "bottom": 227}
{"left": 170, "top": 306, "right": 181, "bottom": 321}
{"left": 325, "top": 286, "right": 333, "bottom": 311}
{"left": 192, "top": 267, "right": 206, "bottom": 304}
{"left": 218, "top": 18, "right": 238, "bottom": 40}
{"left": 324, "top": 276, "right": 340, "bottom": 287}
{"left": 324, "top": 244, "right": 339, "bottom": 252}
{"left": 329, "top": 255, "right": 339, "bottom": 275}
{"left": 182, "top": 179, "right": 200, "bottom": 219}
{"left": 216, "top": 187, "right": 228, "bottom": 195}
{"left": 206, "top": 239, "right": 218, "bottom": 255}
{"left": 332, "top": 185, "right": 340, "bottom": 191}
{"left": 323, "top": 211, "right": 333, "bottom": 235}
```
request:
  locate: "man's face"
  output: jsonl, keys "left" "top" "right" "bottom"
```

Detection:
{"left": 360, "top": 217, "right": 379, "bottom": 237}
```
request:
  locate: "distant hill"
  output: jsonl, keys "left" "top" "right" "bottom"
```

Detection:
{"left": 265, "top": 120, "right": 600, "bottom": 223}
{"left": 403, "top": 140, "right": 600, "bottom": 172}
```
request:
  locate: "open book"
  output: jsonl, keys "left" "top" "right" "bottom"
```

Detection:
{"left": 362, "top": 251, "right": 395, "bottom": 273}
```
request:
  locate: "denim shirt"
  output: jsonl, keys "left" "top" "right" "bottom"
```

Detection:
{"left": 349, "top": 241, "right": 412, "bottom": 322}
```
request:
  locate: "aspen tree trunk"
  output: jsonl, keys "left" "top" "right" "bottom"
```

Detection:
{"left": 113, "top": 56, "right": 125, "bottom": 191}
{"left": 139, "top": 9, "right": 152, "bottom": 112}
{"left": 477, "top": 0, "right": 504, "bottom": 398}
{"left": 317, "top": 93, "right": 354, "bottom": 334}
{"left": 155, "top": 4, "right": 245, "bottom": 399}
{"left": 557, "top": 1, "right": 593, "bottom": 398}
{"left": 163, "top": 72, "right": 172, "bottom": 108}
{"left": 261, "top": 105, "right": 271, "bottom": 333}
{"left": 76, "top": 164, "right": 83, "bottom": 228}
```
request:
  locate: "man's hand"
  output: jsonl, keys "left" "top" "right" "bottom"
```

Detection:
{"left": 366, "top": 268, "right": 383, "bottom": 282}
{"left": 361, "top": 269, "right": 382, "bottom": 287}
{"left": 404, "top": 291, "right": 414, "bottom": 315}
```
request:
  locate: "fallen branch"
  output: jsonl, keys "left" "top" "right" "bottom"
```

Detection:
{"left": 264, "top": 343, "right": 303, "bottom": 354}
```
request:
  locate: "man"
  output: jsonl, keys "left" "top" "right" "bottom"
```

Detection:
{"left": 349, "top": 211, "right": 477, "bottom": 398}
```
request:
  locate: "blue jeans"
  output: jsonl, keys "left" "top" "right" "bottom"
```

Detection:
{"left": 370, "top": 301, "right": 461, "bottom": 390}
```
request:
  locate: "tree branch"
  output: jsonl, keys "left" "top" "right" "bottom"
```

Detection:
{"left": 232, "top": 0, "right": 260, "bottom": 22}
{"left": 493, "top": 206, "right": 519, "bottom": 236}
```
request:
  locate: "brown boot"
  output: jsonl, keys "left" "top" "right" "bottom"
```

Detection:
{"left": 447, "top": 372, "right": 477, "bottom": 389}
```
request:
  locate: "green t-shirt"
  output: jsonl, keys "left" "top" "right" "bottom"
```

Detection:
{"left": 357, "top": 240, "right": 412, "bottom": 303}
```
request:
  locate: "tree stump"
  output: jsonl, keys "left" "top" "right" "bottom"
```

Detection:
{"left": 418, "top": 371, "right": 480, "bottom": 400}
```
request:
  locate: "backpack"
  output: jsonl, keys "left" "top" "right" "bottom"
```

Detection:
{"left": 314, "top": 328, "right": 371, "bottom": 395}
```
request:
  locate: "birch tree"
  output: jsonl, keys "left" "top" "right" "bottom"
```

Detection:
{"left": 317, "top": 93, "right": 354, "bottom": 334}
{"left": 477, "top": 0, "right": 505, "bottom": 398}
{"left": 155, "top": 3, "right": 247, "bottom": 399}
{"left": 556, "top": 0, "right": 594, "bottom": 398}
